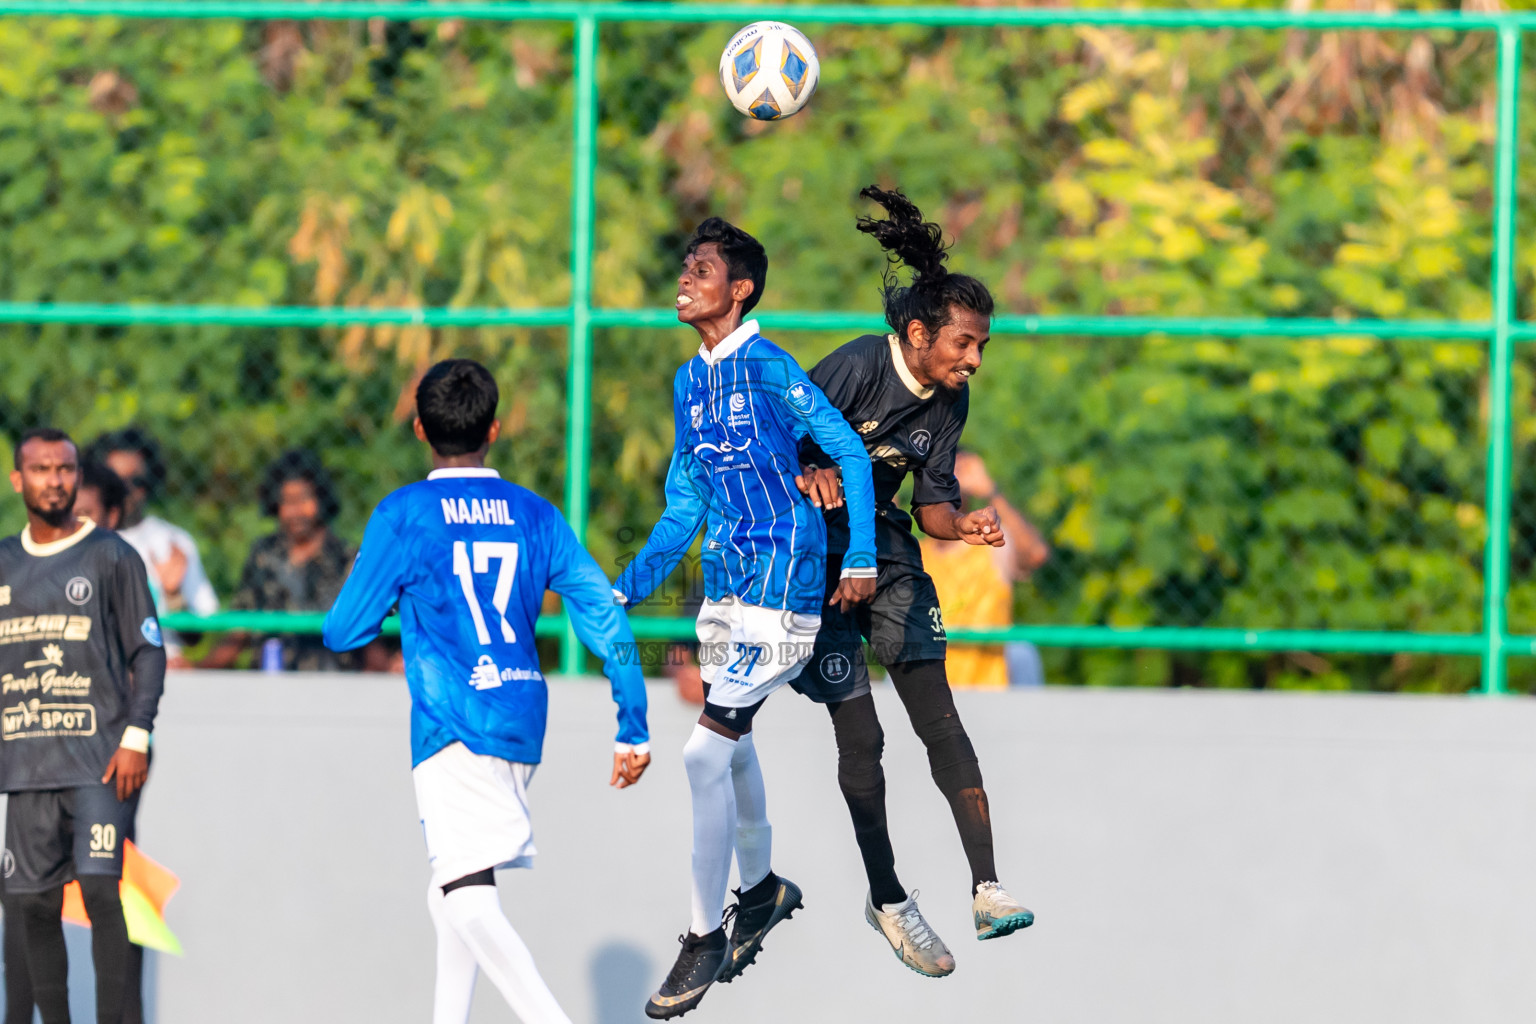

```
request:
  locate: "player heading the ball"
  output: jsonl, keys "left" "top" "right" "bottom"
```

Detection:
{"left": 324, "top": 360, "right": 650, "bottom": 1024}
{"left": 613, "top": 218, "right": 878, "bottom": 1019}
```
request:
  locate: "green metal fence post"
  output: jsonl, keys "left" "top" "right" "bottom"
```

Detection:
{"left": 561, "top": 11, "right": 599, "bottom": 675}
{"left": 1482, "top": 25, "right": 1523, "bottom": 695}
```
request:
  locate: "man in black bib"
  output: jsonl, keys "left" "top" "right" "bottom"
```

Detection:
{"left": 1, "top": 428, "right": 165, "bottom": 1024}
{"left": 795, "top": 188, "right": 1034, "bottom": 978}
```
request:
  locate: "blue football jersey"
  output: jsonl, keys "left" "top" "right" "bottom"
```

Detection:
{"left": 323, "top": 468, "right": 648, "bottom": 767}
{"left": 614, "top": 320, "right": 877, "bottom": 613}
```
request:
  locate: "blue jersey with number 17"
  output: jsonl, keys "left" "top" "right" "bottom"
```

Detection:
{"left": 323, "top": 467, "right": 648, "bottom": 768}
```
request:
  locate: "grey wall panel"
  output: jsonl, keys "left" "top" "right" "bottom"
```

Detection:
{"left": 132, "top": 675, "right": 1536, "bottom": 1024}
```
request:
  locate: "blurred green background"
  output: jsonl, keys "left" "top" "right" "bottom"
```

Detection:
{"left": 0, "top": 9, "right": 1531, "bottom": 690}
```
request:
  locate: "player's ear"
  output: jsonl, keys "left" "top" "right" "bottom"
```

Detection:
{"left": 485, "top": 419, "right": 502, "bottom": 446}
{"left": 8, "top": 470, "right": 20, "bottom": 495}
{"left": 412, "top": 417, "right": 428, "bottom": 444}
{"left": 731, "top": 277, "right": 755, "bottom": 307}
{"left": 904, "top": 319, "right": 931, "bottom": 349}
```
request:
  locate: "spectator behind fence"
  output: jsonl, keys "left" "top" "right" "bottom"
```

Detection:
{"left": 920, "top": 450, "right": 1051, "bottom": 689}
{"left": 202, "top": 449, "right": 371, "bottom": 672}
{"left": 87, "top": 427, "right": 220, "bottom": 620}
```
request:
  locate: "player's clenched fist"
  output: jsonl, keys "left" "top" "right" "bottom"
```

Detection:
{"left": 611, "top": 749, "right": 652, "bottom": 789}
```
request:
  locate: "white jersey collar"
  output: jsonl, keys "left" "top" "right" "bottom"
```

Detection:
{"left": 888, "top": 334, "right": 936, "bottom": 400}
{"left": 21, "top": 518, "right": 96, "bottom": 557}
{"left": 698, "top": 319, "right": 760, "bottom": 367}
{"left": 427, "top": 467, "right": 501, "bottom": 480}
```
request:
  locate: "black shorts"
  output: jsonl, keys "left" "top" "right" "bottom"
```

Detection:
{"left": 792, "top": 555, "right": 948, "bottom": 704}
{"left": 3, "top": 782, "right": 141, "bottom": 894}
{"left": 699, "top": 683, "right": 769, "bottom": 733}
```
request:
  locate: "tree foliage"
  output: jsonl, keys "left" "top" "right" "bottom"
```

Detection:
{"left": 0, "top": 13, "right": 1529, "bottom": 690}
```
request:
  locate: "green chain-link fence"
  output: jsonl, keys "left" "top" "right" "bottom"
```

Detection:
{"left": 3, "top": 3, "right": 1536, "bottom": 692}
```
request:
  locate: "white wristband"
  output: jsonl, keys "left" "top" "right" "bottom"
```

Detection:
{"left": 120, "top": 726, "right": 151, "bottom": 754}
{"left": 615, "top": 742, "right": 650, "bottom": 756}
{"left": 839, "top": 565, "right": 878, "bottom": 580}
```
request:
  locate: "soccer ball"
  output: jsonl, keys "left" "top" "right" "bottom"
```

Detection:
{"left": 719, "top": 21, "right": 820, "bottom": 121}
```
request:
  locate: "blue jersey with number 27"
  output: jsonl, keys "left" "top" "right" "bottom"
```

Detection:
{"left": 323, "top": 467, "right": 648, "bottom": 767}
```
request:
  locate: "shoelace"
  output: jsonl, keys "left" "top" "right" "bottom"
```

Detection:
{"left": 976, "top": 881, "right": 1013, "bottom": 912}
{"left": 891, "top": 891, "right": 939, "bottom": 950}
{"left": 664, "top": 933, "right": 712, "bottom": 988}
{"left": 720, "top": 903, "right": 740, "bottom": 940}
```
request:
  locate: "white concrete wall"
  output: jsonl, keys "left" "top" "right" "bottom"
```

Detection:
{"left": 117, "top": 674, "right": 1536, "bottom": 1023}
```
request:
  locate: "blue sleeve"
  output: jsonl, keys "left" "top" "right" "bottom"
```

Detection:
{"left": 612, "top": 376, "right": 710, "bottom": 604}
{"left": 544, "top": 510, "right": 649, "bottom": 746}
{"left": 772, "top": 362, "right": 878, "bottom": 574}
{"left": 322, "top": 504, "right": 406, "bottom": 651}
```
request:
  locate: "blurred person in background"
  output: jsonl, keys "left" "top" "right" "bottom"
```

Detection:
{"left": 201, "top": 448, "right": 374, "bottom": 672}
{"left": 920, "top": 449, "right": 1051, "bottom": 689}
{"left": 72, "top": 460, "right": 127, "bottom": 533}
{"left": 87, "top": 428, "right": 218, "bottom": 668}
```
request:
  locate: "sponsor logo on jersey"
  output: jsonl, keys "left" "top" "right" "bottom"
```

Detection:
{"left": 856, "top": 420, "right": 880, "bottom": 435}
{"left": 440, "top": 497, "right": 515, "bottom": 527}
{"left": 910, "top": 429, "right": 932, "bottom": 458}
{"left": 64, "top": 577, "right": 93, "bottom": 606}
{"left": 0, "top": 616, "right": 93, "bottom": 646}
{"left": 0, "top": 586, "right": 9, "bottom": 607}
{"left": 785, "top": 382, "right": 816, "bottom": 414}
{"left": 3, "top": 667, "right": 92, "bottom": 699}
{"left": 141, "top": 618, "right": 162, "bottom": 648}
{"left": 869, "top": 444, "right": 909, "bottom": 468}
{"left": 23, "top": 645, "right": 63, "bottom": 670}
{"left": 730, "top": 393, "right": 746, "bottom": 413}
{"left": 468, "top": 655, "right": 503, "bottom": 691}
{"left": 820, "top": 652, "right": 851, "bottom": 683}
{"left": 2, "top": 699, "right": 97, "bottom": 740}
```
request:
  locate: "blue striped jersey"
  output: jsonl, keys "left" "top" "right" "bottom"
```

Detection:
{"left": 322, "top": 468, "right": 648, "bottom": 767}
{"left": 614, "top": 320, "right": 877, "bottom": 613}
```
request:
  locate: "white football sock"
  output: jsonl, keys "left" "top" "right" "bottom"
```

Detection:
{"left": 427, "top": 883, "right": 479, "bottom": 1024}
{"left": 682, "top": 724, "right": 739, "bottom": 936}
{"left": 730, "top": 731, "right": 773, "bottom": 891}
{"left": 439, "top": 884, "right": 573, "bottom": 1024}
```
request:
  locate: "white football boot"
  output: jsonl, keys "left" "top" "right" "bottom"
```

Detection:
{"left": 865, "top": 891, "right": 956, "bottom": 977}
{"left": 972, "top": 880, "right": 1034, "bottom": 939}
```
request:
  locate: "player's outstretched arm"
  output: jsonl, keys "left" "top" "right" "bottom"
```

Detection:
{"left": 322, "top": 507, "right": 408, "bottom": 652}
{"left": 612, "top": 377, "right": 709, "bottom": 607}
{"left": 545, "top": 510, "right": 651, "bottom": 788}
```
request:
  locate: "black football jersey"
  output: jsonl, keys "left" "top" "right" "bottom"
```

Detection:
{"left": 0, "top": 522, "right": 166, "bottom": 790}
{"left": 800, "top": 334, "right": 967, "bottom": 569}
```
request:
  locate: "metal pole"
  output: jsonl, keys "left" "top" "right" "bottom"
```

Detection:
{"left": 559, "top": 12, "right": 600, "bottom": 675}
{"left": 1482, "top": 25, "right": 1522, "bottom": 695}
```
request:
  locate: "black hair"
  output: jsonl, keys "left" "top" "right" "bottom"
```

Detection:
{"left": 259, "top": 448, "right": 341, "bottom": 523}
{"left": 85, "top": 426, "right": 166, "bottom": 497}
{"left": 13, "top": 427, "right": 75, "bottom": 470}
{"left": 685, "top": 217, "right": 768, "bottom": 316}
{"left": 416, "top": 359, "right": 500, "bottom": 456}
{"left": 856, "top": 185, "right": 995, "bottom": 342}
{"left": 79, "top": 460, "right": 128, "bottom": 520}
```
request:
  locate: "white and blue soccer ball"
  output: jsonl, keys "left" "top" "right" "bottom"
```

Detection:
{"left": 719, "top": 21, "right": 820, "bottom": 121}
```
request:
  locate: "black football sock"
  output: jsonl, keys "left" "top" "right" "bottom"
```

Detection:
{"left": 15, "top": 887, "right": 70, "bottom": 1024}
{"left": 3, "top": 892, "right": 36, "bottom": 1024}
{"left": 121, "top": 943, "right": 144, "bottom": 1024}
{"left": 888, "top": 659, "right": 998, "bottom": 895}
{"left": 738, "top": 871, "right": 778, "bottom": 906}
{"left": 80, "top": 876, "right": 133, "bottom": 1024}
{"left": 827, "top": 695, "right": 906, "bottom": 907}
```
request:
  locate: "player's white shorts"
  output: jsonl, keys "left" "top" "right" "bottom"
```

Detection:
{"left": 695, "top": 596, "right": 821, "bottom": 709}
{"left": 413, "top": 741, "right": 537, "bottom": 889}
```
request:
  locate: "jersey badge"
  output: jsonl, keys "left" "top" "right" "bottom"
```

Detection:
{"left": 469, "top": 654, "right": 504, "bottom": 691}
{"left": 141, "top": 618, "right": 163, "bottom": 648}
{"left": 690, "top": 403, "right": 704, "bottom": 430}
{"left": 0, "top": 586, "right": 9, "bottom": 607}
{"left": 729, "top": 393, "right": 746, "bottom": 413}
{"left": 65, "top": 577, "right": 93, "bottom": 606}
{"left": 820, "top": 652, "right": 851, "bottom": 683}
{"left": 785, "top": 382, "right": 815, "bottom": 414}
{"left": 910, "top": 429, "right": 932, "bottom": 458}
